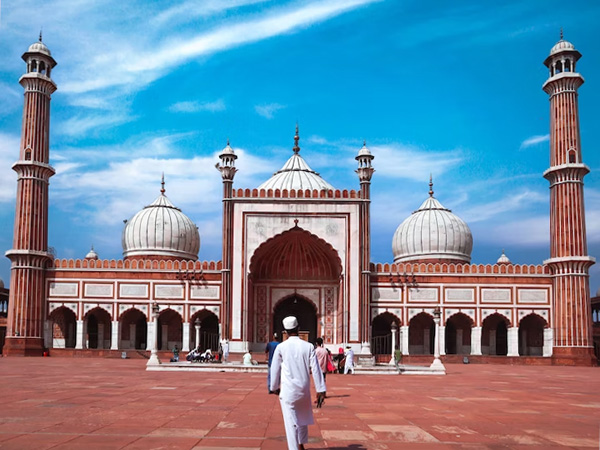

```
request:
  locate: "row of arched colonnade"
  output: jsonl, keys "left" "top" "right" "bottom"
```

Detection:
{"left": 49, "top": 306, "right": 220, "bottom": 352}
{"left": 371, "top": 311, "right": 551, "bottom": 357}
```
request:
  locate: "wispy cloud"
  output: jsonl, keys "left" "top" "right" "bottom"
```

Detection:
{"left": 60, "top": 0, "right": 379, "bottom": 94}
{"left": 520, "top": 134, "right": 549, "bottom": 149}
{"left": 461, "top": 190, "right": 546, "bottom": 223}
{"left": 369, "top": 144, "right": 464, "bottom": 181}
{"left": 0, "top": 133, "right": 20, "bottom": 203}
{"left": 56, "top": 113, "right": 137, "bottom": 137}
{"left": 169, "top": 99, "right": 226, "bottom": 113}
{"left": 255, "top": 103, "right": 285, "bottom": 119}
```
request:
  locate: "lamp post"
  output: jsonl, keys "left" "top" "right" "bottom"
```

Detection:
{"left": 147, "top": 301, "right": 161, "bottom": 366}
{"left": 389, "top": 322, "right": 398, "bottom": 365}
{"left": 430, "top": 307, "right": 445, "bottom": 373}
{"left": 194, "top": 318, "right": 201, "bottom": 350}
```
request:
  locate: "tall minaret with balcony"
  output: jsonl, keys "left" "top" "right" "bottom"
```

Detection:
{"left": 356, "top": 142, "right": 375, "bottom": 354}
{"left": 216, "top": 140, "right": 237, "bottom": 341}
{"left": 542, "top": 35, "right": 596, "bottom": 365}
{"left": 4, "top": 36, "right": 57, "bottom": 356}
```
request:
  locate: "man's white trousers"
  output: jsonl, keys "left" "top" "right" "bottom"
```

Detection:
{"left": 280, "top": 399, "right": 309, "bottom": 450}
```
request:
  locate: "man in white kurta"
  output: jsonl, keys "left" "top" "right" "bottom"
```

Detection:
{"left": 270, "top": 317, "right": 326, "bottom": 450}
{"left": 344, "top": 346, "right": 355, "bottom": 374}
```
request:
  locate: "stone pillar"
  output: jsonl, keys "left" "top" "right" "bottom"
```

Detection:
{"left": 471, "top": 327, "right": 482, "bottom": 355}
{"left": 389, "top": 324, "right": 397, "bottom": 365}
{"left": 400, "top": 326, "right": 409, "bottom": 355}
{"left": 195, "top": 321, "right": 201, "bottom": 349}
{"left": 75, "top": 320, "right": 84, "bottom": 349}
{"left": 507, "top": 327, "right": 519, "bottom": 357}
{"left": 439, "top": 326, "right": 446, "bottom": 356}
{"left": 543, "top": 328, "right": 553, "bottom": 357}
{"left": 489, "top": 330, "right": 497, "bottom": 355}
{"left": 110, "top": 321, "right": 119, "bottom": 350}
{"left": 144, "top": 322, "right": 151, "bottom": 351}
{"left": 182, "top": 322, "right": 190, "bottom": 352}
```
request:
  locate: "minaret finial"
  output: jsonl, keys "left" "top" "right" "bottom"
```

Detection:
{"left": 429, "top": 174, "right": 434, "bottom": 197}
{"left": 227, "top": 137, "right": 230, "bottom": 146}
{"left": 560, "top": 27, "right": 563, "bottom": 40}
{"left": 39, "top": 29, "right": 43, "bottom": 42}
{"left": 293, "top": 123, "right": 300, "bottom": 154}
{"left": 363, "top": 139, "right": 366, "bottom": 147}
{"left": 160, "top": 173, "right": 165, "bottom": 195}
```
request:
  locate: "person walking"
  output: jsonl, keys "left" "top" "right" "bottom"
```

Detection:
{"left": 270, "top": 316, "right": 326, "bottom": 450}
{"left": 265, "top": 333, "right": 280, "bottom": 392}
{"left": 344, "top": 346, "right": 355, "bottom": 374}
{"left": 314, "top": 337, "right": 329, "bottom": 381}
{"left": 221, "top": 339, "right": 229, "bottom": 363}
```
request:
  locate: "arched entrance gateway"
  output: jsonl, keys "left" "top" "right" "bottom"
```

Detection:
{"left": 248, "top": 225, "right": 342, "bottom": 346}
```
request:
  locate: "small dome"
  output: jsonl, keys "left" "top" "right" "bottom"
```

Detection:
{"left": 220, "top": 140, "right": 235, "bottom": 157}
{"left": 122, "top": 183, "right": 200, "bottom": 260}
{"left": 595, "top": 287, "right": 600, "bottom": 298}
{"left": 28, "top": 40, "right": 52, "bottom": 57}
{"left": 85, "top": 246, "right": 99, "bottom": 260}
{"left": 392, "top": 182, "right": 473, "bottom": 263}
{"left": 356, "top": 141, "right": 373, "bottom": 159}
{"left": 497, "top": 250, "right": 511, "bottom": 264}
{"left": 258, "top": 125, "right": 334, "bottom": 191}
{"left": 550, "top": 39, "right": 576, "bottom": 56}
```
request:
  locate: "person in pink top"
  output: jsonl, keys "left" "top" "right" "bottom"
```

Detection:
{"left": 315, "top": 337, "right": 329, "bottom": 381}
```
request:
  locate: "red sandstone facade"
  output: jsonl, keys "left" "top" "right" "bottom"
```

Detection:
{"left": 2, "top": 37, "right": 595, "bottom": 365}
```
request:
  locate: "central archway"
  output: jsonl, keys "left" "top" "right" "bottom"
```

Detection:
{"left": 273, "top": 295, "right": 318, "bottom": 343}
{"left": 249, "top": 225, "right": 342, "bottom": 345}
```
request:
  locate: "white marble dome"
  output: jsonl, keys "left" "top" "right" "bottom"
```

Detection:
{"left": 550, "top": 39, "right": 576, "bottom": 55}
{"left": 392, "top": 186, "right": 473, "bottom": 263}
{"left": 258, "top": 126, "right": 334, "bottom": 192}
{"left": 28, "top": 40, "right": 52, "bottom": 57}
{"left": 122, "top": 185, "right": 200, "bottom": 260}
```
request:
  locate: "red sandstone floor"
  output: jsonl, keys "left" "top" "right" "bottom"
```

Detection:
{"left": 0, "top": 358, "right": 598, "bottom": 449}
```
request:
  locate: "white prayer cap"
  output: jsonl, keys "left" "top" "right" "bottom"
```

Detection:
{"left": 283, "top": 316, "right": 298, "bottom": 330}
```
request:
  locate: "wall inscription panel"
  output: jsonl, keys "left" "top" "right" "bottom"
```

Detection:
{"left": 49, "top": 282, "right": 78, "bottom": 297}
{"left": 481, "top": 289, "right": 511, "bottom": 303}
{"left": 445, "top": 289, "right": 474, "bottom": 303}
{"left": 408, "top": 288, "right": 437, "bottom": 303}
{"left": 155, "top": 285, "right": 184, "bottom": 299}
{"left": 84, "top": 283, "right": 113, "bottom": 298}
{"left": 190, "top": 285, "right": 219, "bottom": 299}
{"left": 517, "top": 289, "right": 548, "bottom": 304}
{"left": 119, "top": 284, "right": 148, "bottom": 298}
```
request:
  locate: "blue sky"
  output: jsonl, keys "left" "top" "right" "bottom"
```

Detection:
{"left": 1, "top": 0, "right": 599, "bottom": 294}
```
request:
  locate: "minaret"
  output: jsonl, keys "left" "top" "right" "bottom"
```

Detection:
{"left": 542, "top": 35, "right": 596, "bottom": 365}
{"left": 355, "top": 141, "right": 375, "bottom": 354}
{"left": 215, "top": 140, "right": 237, "bottom": 341}
{"left": 4, "top": 36, "right": 57, "bottom": 356}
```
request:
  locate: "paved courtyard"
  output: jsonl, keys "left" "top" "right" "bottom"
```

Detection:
{"left": 0, "top": 358, "right": 598, "bottom": 449}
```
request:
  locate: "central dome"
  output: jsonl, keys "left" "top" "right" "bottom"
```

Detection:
{"left": 392, "top": 181, "right": 472, "bottom": 263}
{"left": 258, "top": 125, "right": 334, "bottom": 191}
{"left": 122, "top": 181, "right": 200, "bottom": 260}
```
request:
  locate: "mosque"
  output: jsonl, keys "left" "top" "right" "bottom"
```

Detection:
{"left": 1, "top": 35, "right": 597, "bottom": 365}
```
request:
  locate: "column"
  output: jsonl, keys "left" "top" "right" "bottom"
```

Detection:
{"left": 389, "top": 324, "right": 397, "bottom": 365}
{"left": 439, "top": 326, "right": 446, "bottom": 356}
{"left": 543, "top": 328, "right": 553, "bottom": 357}
{"left": 110, "top": 321, "right": 119, "bottom": 350}
{"left": 145, "top": 322, "right": 151, "bottom": 351}
{"left": 44, "top": 320, "right": 52, "bottom": 349}
{"left": 470, "top": 327, "right": 482, "bottom": 355}
{"left": 400, "top": 325, "right": 409, "bottom": 355}
{"left": 195, "top": 321, "right": 201, "bottom": 349}
{"left": 182, "top": 322, "right": 190, "bottom": 352}
{"left": 507, "top": 327, "right": 519, "bottom": 356}
{"left": 75, "top": 320, "right": 84, "bottom": 349}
